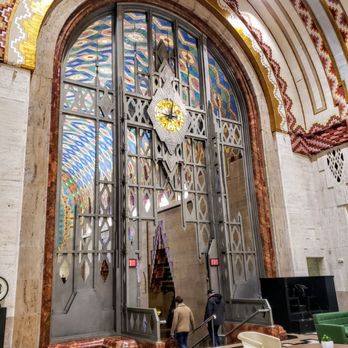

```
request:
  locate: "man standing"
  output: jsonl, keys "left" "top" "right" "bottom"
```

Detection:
{"left": 204, "top": 289, "right": 225, "bottom": 347}
{"left": 170, "top": 296, "right": 195, "bottom": 348}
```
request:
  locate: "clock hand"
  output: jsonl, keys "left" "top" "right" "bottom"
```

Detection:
{"left": 170, "top": 98, "right": 174, "bottom": 117}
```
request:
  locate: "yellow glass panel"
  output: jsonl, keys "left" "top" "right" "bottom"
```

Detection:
{"left": 155, "top": 99, "right": 184, "bottom": 133}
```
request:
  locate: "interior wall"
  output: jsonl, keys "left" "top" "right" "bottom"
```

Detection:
{"left": 271, "top": 132, "right": 348, "bottom": 309}
{"left": 5, "top": 0, "right": 278, "bottom": 346}
{"left": 316, "top": 144, "right": 348, "bottom": 309}
{"left": 0, "top": 64, "right": 30, "bottom": 348}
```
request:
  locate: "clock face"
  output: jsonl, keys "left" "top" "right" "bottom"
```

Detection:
{"left": 147, "top": 61, "right": 189, "bottom": 155}
{"left": 155, "top": 99, "right": 184, "bottom": 133}
{"left": 0, "top": 277, "right": 8, "bottom": 301}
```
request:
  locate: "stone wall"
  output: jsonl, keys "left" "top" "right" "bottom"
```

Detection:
{"left": 271, "top": 132, "right": 348, "bottom": 309}
{"left": 0, "top": 64, "right": 30, "bottom": 348}
{"left": 316, "top": 144, "right": 348, "bottom": 309}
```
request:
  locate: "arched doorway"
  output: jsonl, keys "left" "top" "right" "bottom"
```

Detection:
{"left": 51, "top": 3, "right": 264, "bottom": 342}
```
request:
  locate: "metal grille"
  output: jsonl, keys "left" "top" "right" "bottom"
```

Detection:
{"left": 52, "top": 6, "right": 263, "bottom": 340}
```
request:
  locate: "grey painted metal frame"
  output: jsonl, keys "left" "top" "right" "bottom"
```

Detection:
{"left": 52, "top": 2, "right": 265, "bottom": 341}
{"left": 52, "top": 7, "right": 120, "bottom": 341}
{"left": 124, "top": 307, "right": 161, "bottom": 343}
{"left": 228, "top": 298, "right": 274, "bottom": 326}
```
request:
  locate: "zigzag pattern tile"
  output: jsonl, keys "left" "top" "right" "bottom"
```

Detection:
{"left": 290, "top": 0, "right": 348, "bottom": 117}
{"left": 225, "top": 0, "right": 348, "bottom": 155}
{"left": 324, "top": 0, "right": 348, "bottom": 56}
{"left": 0, "top": 0, "right": 16, "bottom": 61}
{"left": 224, "top": 1, "right": 297, "bottom": 130}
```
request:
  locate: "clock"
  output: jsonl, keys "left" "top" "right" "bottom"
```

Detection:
{"left": 0, "top": 276, "right": 8, "bottom": 302}
{"left": 155, "top": 99, "right": 184, "bottom": 133}
{"left": 148, "top": 62, "right": 189, "bottom": 155}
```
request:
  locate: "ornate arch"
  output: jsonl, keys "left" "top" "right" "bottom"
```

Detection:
{"left": 22, "top": 0, "right": 276, "bottom": 346}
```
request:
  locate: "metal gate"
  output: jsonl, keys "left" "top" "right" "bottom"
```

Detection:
{"left": 51, "top": 5, "right": 263, "bottom": 341}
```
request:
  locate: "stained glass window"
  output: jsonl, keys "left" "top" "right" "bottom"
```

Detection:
{"left": 124, "top": 12, "right": 149, "bottom": 96}
{"left": 56, "top": 13, "right": 115, "bottom": 302}
{"left": 99, "top": 122, "right": 113, "bottom": 181}
{"left": 152, "top": 16, "right": 175, "bottom": 70}
{"left": 54, "top": 7, "right": 260, "bottom": 340}
{"left": 208, "top": 52, "right": 239, "bottom": 120}
{"left": 65, "top": 16, "right": 112, "bottom": 89}
{"left": 178, "top": 28, "right": 200, "bottom": 108}
{"left": 58, "top": 116, "right": 96, "bottom": 250}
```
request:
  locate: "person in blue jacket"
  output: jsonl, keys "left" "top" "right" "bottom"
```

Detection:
{"left": 204, "top": 289, "right": 225, "bottom": 346}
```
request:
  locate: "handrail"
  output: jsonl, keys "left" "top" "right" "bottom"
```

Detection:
{"left": 228, "top": 298, "right": 273, "bottom": 326}
{"left": 189, "top": 314, "right": 216, "bottom": 336}
{"left": 190, "top": 314, "right": 216, "bottom": 348}
{"left": 220, "top": 308, "right": 270, "bottom": 339}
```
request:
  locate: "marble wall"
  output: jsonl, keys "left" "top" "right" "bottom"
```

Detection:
{"left": 0, "top": 64, "right": 30, "bottom": 348}
{"left": 270, "top": 132, "right": 348, "bottom": 308}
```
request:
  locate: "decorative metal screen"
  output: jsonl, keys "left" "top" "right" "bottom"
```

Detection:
{"left": 52, "top": 5, "right": 262, "bottom": 341}
{"left": 52, "top": 16, "right": 116, "bottom": 340}
{"left": 207, "top": 52, "right": 260, "bottom": 301}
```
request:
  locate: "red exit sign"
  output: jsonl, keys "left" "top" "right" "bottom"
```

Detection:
{"left": 128, "top": 259, "right": 137, "bottom": 268}
{"left": 210, "top": 258, "right": 220, "bottom": 267}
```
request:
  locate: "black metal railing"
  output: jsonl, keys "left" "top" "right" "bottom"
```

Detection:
{"left": 220, "top": 308, "right": 270, "bottom": 343}
{"left": 190, "top": 306, "right": 271, "bottom": 347}
{"left": 190, "top": 314, "right": 216, "bottom": 348}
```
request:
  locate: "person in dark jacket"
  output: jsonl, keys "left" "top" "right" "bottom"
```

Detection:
{"left": 204, "top": 289, "right": 225, "bottom": 346}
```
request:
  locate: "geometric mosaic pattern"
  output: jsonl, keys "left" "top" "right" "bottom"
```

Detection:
{"left": 0, "top": 0, "right": 16, "bottom": 60}
{"left": 178, "top": 28, "right": 201, "bottom": 108}
{"left": 290, "top": 0, "right": 348, "bottom": 117}
{"left": 222, "top": 0, "right": 348, "bottom": 155}
{"left": 322, "top": 0, "right": 348, "bottom": 59}
{"left": 123, "top": 13, "right": 202, "bottom": 107}
{"left": 4, "top": 0, "right": 54, "bottom": 68}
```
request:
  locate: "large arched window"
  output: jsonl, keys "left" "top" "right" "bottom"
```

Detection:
{"left": 52, "top": 5, "right": 261, "bottom": 341}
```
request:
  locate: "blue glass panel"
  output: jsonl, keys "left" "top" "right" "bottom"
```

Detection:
{"left": 127, "top": 127, "right": 137, "bottom": 154}
{"left": 58, "top": 116, "right": 96, "bottom": 248}
{"left": 99, "top": 122, "right": 113, "bottom": 181}
{"left": 65, "top": 16, "right": 112, "bottom": 89}
{"left": 124, "top": 12, "right": 149, "bottom": 95}
{"left": 208, "top": 52, "right": 238, "bottom": 120}
{"left": 139, "top": 129, "right": 152, "bottom": 156}
{"left": 152, "top": 16, "right": 175, "bottom": 71}
{"left": 178, "top": 28, "right": 200, "bottom": 108}
{"left": 152, "top": 16, "right": 174, "bottom": 53}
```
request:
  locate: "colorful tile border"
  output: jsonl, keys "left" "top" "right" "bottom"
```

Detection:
{"left": 5, "top": 0, "right": 54, "bottom": 69}
{"left": 290, "top": 0, "right": 348, "bottom": 117}
{"left": 223, "top": 0, "right": 348, "bottom": 155}
{"left": 0, "top": 0, "right": 16, "bottom": 61}
{"left": 321, "top": 0, "right": 348, "bottom": 61}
